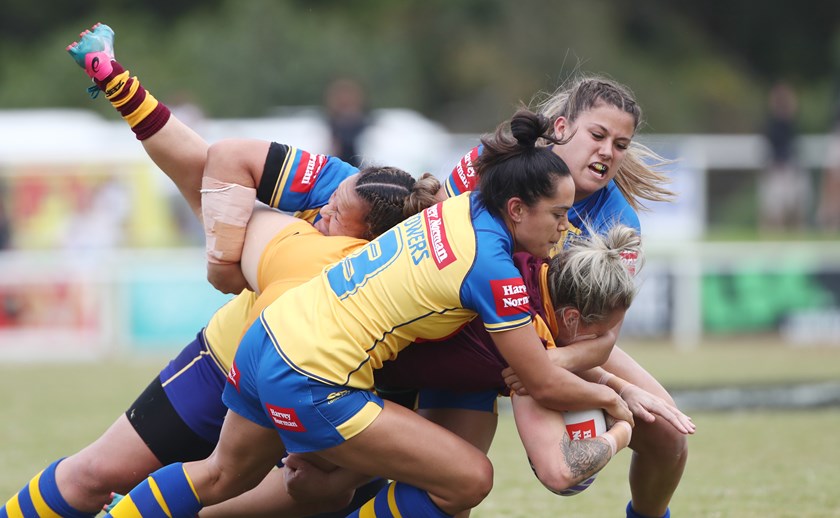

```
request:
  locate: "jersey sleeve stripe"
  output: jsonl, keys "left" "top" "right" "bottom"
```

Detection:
{"left": 258, "top": 142, "right": 295, "bottom": 208}
{"left": 484, "top": 315, "right": 533, "bottom": 332}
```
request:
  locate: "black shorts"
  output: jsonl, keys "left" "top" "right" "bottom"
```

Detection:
{"left": 125, "top": 375, "right": 216, "bottom": 465}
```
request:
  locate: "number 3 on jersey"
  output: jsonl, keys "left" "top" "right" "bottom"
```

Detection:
{"left": 326, "top": 231, "right": 403, "bottom": 299}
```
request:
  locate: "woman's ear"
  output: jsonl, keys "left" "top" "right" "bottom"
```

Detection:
{"left": 553, "top": 116, "right": 568, "bottom": 140}
{"left": 506, "top": 197, "right": 524, "bottom": 223}
{"left": 557, "top": 307, "right": 580, "bottom": 330}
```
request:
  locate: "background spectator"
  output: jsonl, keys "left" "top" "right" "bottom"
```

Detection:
{"left": 324, "top": 77, "right": 368, "bottom": 167}
{"left": 758, "top": 81, "right": 810, "bottom": 231}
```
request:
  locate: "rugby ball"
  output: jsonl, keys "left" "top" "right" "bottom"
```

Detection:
{"left": 531, "top": 408, "right": 607, "bottom": 496}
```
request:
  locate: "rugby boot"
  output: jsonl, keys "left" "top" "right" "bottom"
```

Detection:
{"left": 66, "top": 22, "right": 115, "bottom": 82}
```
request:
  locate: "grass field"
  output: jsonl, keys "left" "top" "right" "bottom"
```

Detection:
{"left": 1, "top": 339, "right": 839, "bottom": 517}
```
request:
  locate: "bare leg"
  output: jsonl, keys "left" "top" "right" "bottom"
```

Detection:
{"left": 199, "top": 468, "right": 353, "bottom": 518}
{"left": 198, "top": 405, "right": 496, "bottom": 517}
{"left": 603, "top": 346, "right": 687, "bottom": 517}
{"left": 418, "top": 407, "right": 497, "bottom": 518}
{"left": 55, "top": 414, "right": 162, "bottom": 513}
{"left": 418, "top": 408, "right": 498, "bottom": 455}
{"left": 140, "top": 115, "right": 210, "bottom": 219}
{"left": 184, "top": 410, "right": 286, "bottom": 507}
{"left": 317, "top": 401, "right": 493, "bottom": 515}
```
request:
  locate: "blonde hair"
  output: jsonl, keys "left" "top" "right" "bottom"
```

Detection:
{"left": 533, "top": 74, "right": 675, "bottom": 211}
{"left": 547, "top": 224, "right": 642, "bottom": 324}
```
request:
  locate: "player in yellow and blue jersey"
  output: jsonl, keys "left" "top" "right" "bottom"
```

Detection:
{"left": 104, "top": 110, "right": 636, "bottom": 518}
{"left": 0, "top": 145, "right": 434, "bottom": 518}
{"left": 3, "top": 24, "right": 685, "bottom": 518}
{"left": 0, "top": 24, "right": 443, "bottom": 518}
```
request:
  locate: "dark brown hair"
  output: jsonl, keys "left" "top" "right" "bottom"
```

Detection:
{"left": 476, "top": 109, "right": 571, "bottom": 218}
{"left": 355, "top": 167, "right": 441, "bottom": 238}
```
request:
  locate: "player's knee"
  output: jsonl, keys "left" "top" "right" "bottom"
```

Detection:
{"left": 70, "top": 454, "right": 137, "bottom": 496}
{"left": 456, "top": 456, "right": 494, "bottom": 508}
{"left": 632, "top": 419, "right": 688, "bottom": 462}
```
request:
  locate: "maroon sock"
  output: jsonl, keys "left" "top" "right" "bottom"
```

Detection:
{"left": 100, "top": 61, "right": 172, "bottom": 141}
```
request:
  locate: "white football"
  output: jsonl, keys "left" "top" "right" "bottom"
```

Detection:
{"left": 553, "top": 409, "right": 608, "bottom": 496}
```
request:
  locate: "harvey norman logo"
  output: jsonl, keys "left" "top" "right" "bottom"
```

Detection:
{"left": 291, "top": 151, "right": 327, "bottom": 193}
{"left": 424, "top": 203, "right": 455, "bottom": 269}
{"left": 452, "top": 147, "right": 479, "bottom": 193}
{"left": 566, "top": 419, "right": 597, "bottom": 440}
{"left": 226, "top": 362, "right": 241, "bottom": 392}
{"left": 265, "top": 404, "right": 307, "bottom": 432}
{"left": 490, "top": 278, "right": 530, "bottom": 317}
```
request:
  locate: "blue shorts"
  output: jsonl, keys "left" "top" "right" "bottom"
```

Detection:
{"left": 159, "top": 332, "right": 228, "bottom": 444}
{"left": 417, "top": 388, "right": 499, "bottom": 414}
{"left": 223, "top": 320, "right": 383, "bottom": 453}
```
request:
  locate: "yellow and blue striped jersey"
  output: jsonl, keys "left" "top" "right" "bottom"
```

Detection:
{"left": 259, "top": 192, "right": 534, "bottom": 389}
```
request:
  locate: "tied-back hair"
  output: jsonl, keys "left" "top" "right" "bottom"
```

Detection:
{"left": 355, "top": 167, "right": 441, "bottom": 239}
{"left": 534, "top": 74, "right": 674, "bottom": 211}
{"left": 476, "top": 109, "right": 571, "bottom": 218}
{"left": 547, "top": 224, "right": 643, "bottom": 324}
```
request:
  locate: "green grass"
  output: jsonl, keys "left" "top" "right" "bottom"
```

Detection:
{"left": 614, "top": 338, "right": 840, "bottom": 389}
{"left": 1, "top": 340, "right": 839, "bottom": 516}
{"left": 480, "top": 407, "right": 840, "bottom": 517}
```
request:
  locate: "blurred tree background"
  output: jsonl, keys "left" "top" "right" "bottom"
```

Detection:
{"left": 2, "top": 0, "right": 840, "bottom": 134}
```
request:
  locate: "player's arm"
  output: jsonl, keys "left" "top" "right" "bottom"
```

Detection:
{"left": 200, "top": 139, "right": 268, "bottom": 294}
{"left": 511, "top": 393, "right": 631, "bottom": 493}
{"left": 501, "top": 318, "right": 619, "bottom": 393}
{"left": 547, "top": 322, "right": 620, "bottom": 372}
{"left": 579, "top": 367, "right": 695, "bottom": 435}
{"left": 490, "top": 325, "right": 632, "bottom": 424}
{"left": 237, "top": 206, "right": 304, "bottom": 295}
{"left": 254, "top": 142, "right": 358, "bottom": 214}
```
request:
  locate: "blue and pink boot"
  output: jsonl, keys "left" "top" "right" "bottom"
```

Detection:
{"left": 66, "top": 22, "right": 115, "bottom": 96}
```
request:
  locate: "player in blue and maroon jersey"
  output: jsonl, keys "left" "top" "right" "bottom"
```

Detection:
{"left": 425, "top": 76, "right": 684, "bottom": 518}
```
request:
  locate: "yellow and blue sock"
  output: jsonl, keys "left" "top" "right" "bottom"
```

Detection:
{"left": 347, "top": 481, "right": 451, "bottom": 518}
{"left": 1, "top": 458, "right": 95, "bottom": 518}
{"left": 626, "top": 500, "right": 671, "bottom": 518}
{"left": 105, "top": 463, "right": 200, "bottom": 518}
{"left": 309, "top": 477, "right": 388, "bottom": 517}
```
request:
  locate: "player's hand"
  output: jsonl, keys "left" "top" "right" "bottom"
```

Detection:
{"left": 502, "top": 366, "right": 527, "bottom": 395}
{"left": 619, "top": 384, "right": 696, "bottom": 435}
{"left": 602, "top": 390, "right": 634, "bottom": 427}
{"left": 207, "top": 261, "right": 250, "bottom": 294}
{"left": 283, "top": 454, "right": 346, "bottom": 503}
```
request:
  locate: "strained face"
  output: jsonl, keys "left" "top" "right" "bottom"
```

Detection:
{"left": 314, "top": 174, "right": 369, "bottom": 238}
{"left": 553, "top": 104, "right": 635, "bottom": 201}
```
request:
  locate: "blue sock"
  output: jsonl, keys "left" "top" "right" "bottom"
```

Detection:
{"left": 626, "top": 500, "right": 671, "bottom": 518}
{"left": 1, "top": 458, "right": 96, "bottom": 518}
{"left": 347, "top": 481, "right": 451, "bottom": 517}
{"left": 106, "top": 463, "right": 201, "bottom": 517}
{"left": 308, "top": 477, "right": 389, "bottom": 517}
